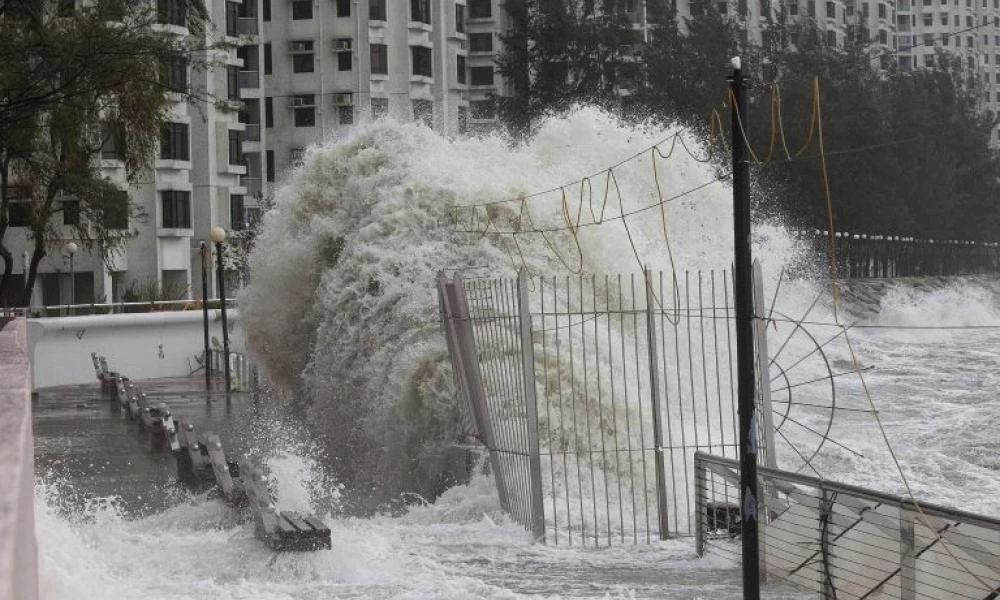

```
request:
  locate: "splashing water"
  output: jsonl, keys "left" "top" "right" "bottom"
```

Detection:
{"left": 37, "top": 109, "right": 1000, "bottom": 598}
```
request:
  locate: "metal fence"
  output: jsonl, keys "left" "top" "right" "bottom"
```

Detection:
{"left": 795, "top": 231, "right": 1000, "bottom": 278}
{"left": 696, "top": 452, "right": 1000, "bottom": 599}
{"left": 0, "top": 298, "right": 237, "bottom": 318}
{"left": 437, "top": 265, "right": 776, "bottom": 546}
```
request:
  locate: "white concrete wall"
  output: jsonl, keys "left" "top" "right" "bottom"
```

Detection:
{"left": 0, "top": 319, "right": 38, "bottom": 600}
{"left": 27, "top": 310, "right": 245, "bottom": 389}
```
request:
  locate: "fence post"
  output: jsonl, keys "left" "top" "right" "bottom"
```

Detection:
{"left": 644, "top": 268, "right": 670, "bottom": 540}
{"left": 900, "top": 505, "right": 916, "bottom": 600}
{"left": 752, "top": 261, "right": 777, "bottom": 472}
{"left": 694, "top": 453, "right": 706, "bottom": 556}
{"left": 437, "top": 273, "right": 512, "bottom": 515}
{"left": 820, "top": 487, "right": 835, "bottom": 600}
{"left": 516, "top": 269, "right": 546, "bottom": 542}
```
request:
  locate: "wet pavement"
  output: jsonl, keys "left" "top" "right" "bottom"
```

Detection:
{"left": 33, "top": 376, "right": 260, "bottom": 515}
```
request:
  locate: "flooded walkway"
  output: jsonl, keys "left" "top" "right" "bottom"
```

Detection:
{"left": 33, "top": 377, "right": 257, "bottom": 515}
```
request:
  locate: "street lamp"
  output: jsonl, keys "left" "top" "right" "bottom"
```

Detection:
{"left": 200, "top": 241, "right": 211, "bottom": 388}
{"left": 64, "top": 241, "right": 78, "bottom": 315}
{"left": 209, "top": 226, "right": 231, "bottom": 393}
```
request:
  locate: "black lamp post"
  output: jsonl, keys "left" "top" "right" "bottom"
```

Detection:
{"left": 209, "top": 226, "right": 231, "bottom": 393}
{"left": 65, "top": 241, "right": 78, "bottom": 315}
{"left": 200, "top": 241, "right": 211, "bottom": 388}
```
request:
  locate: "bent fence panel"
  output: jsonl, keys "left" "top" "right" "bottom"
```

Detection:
{"left": 438, "top": 267, "right": 774, "bottom": 546}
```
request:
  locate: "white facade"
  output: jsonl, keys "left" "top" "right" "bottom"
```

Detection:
{"left": 2, "top": 0, "right": 263, "bottom": 309}
{"left": 259, "top": 0, "right": 478, "bottom": 178}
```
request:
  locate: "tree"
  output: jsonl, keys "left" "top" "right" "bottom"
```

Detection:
{"left": 496, "top": 0, "right": 636, "bottom": 137}
{"left": 0, "top": 0, "right": 212, "bottom": 306}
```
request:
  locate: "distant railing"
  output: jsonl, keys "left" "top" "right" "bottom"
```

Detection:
{"left": 795, "top": 230, "right": 1000, "bottom": 278}
{"left": 240, "top": 175, "right": 262, "bottom": 197}
{"left": 1, "top": 298, "right": 237, "bottom": 318}
{"left": 695, "top": 452, "right": 1000, "bottom": 599}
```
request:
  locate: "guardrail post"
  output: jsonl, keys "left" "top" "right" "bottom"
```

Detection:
{"left": 645, "top": 268, "right": 670, "bottom": 540}
{"left": 694, "top": 453, "right": 706, "bottom": 557}
{"left": 516, "top": 269, "right": 546, "bottom": 542}
{"left": 752, "top": 261, "right": 777, "bottom": 472}
{"left": 900, "top": 505, "right": 916, "bottom": 600}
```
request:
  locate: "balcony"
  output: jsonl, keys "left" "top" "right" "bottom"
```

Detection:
{"left": 240, "top": 176, "right": 262, "bottom": 197}
{"left": 237, "top": 17, "right": 258, "bottom": 36}
{"left": 238, "top": 70, "right": 259, "bottom": 89}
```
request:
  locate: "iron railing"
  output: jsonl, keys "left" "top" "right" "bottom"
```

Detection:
{"left": 696, "top": 452, "right": 1000, "bottom": 599}
{"left": 437, "top": 265, "right": 776, "bottom": 546}
{"left": 1, "top": 298, "right": 237, "bottom": 318}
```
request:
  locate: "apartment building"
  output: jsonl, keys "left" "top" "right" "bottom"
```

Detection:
{"left": 2, "top": 0, "right": 263, "bottom": 309}
{"left": 259, "top": 0, "right": 481, "bottom": 177}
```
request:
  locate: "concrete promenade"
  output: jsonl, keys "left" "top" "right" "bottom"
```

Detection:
{"left": 0, "top": 318, "right": 37, "bottom": 600}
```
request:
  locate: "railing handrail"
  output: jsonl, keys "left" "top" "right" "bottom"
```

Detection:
{"left": 1, "top": 298, "right": 239, "bottom": 316}
{"left": 695, "top": 451, "right": 1000, "bottom": 532}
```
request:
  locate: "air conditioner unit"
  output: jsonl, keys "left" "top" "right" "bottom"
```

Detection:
{"left": 334, "top": 93, "right": 353, "bottom": 106}
{"left": 334, "top": 38, "right": 352, "bottom": 51}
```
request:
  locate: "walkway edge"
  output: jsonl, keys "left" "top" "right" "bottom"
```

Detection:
{"left": 0, "top": 318, "right": 38, "bottom": 600}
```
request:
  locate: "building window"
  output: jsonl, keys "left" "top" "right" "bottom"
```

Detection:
{"left": 291, "top": 41, "right": 315, "bottom": 73}
{"left": 230, "top": 194, "right": 245, "bottom": 230}
{"left": 160, "top": 58, "right": 187, "bottom": 93}
{"left": 103, "top": 192, "right": 129, "bottom": 230}
{"left": 411, "top": 0, "right": 431, "bottom": 24}
{"left": 371, "top": 44, "right": 388, "bottom": 74}
{"left": 338, "top": 105, "right": 354, "bottom": 125}
{"left": 291, "top": 0, "right": 312, "bottom": 19}
{"left": 457, "top": 55, "right": 466, "bottom": 83}
{"left": 264, "top": 43, "right": 272, "bottom": 74}
{"left": 161, "top": 191, "right": 190, "bottom": 229}
{"left": 157, "top": 0, "right": 186, "bottom": 26}
{"left": 879, "top": 29, "right": 888, "bottom": 44}
{"left": 293, "top": 95, "right": 316, "bottom": 127}
{"left": 372, "top": 97, "right": 389, "bottom": 119}
{"left": 160, "top": 123, "right": 189, "bottom": 160}
{"left": 788, "top": 0, "right": 799, "bottom": 14}
{"left": 412, "top": 99, "right": 433, "bottom": 126}
{"left": 227, "top": 66, "right": 240, "bottom": 100}
{"left": 923, "top": 13, "right": 932, "bottom": 25}
{"left": 338, "top": 48, "right": 352, "bottom": 71}
{"left": 263, "top": 0, "right": 270, "bottom": 21}
{"left": 878, "top": 2, "right": 886, "bottom": 17}
{"left": 265, "top": 97, "right": 273, "bottom": 127}
{"left": 470, "top": 99, "right": 495, "bottom": 119}
{"left": 826, "top": 1, "right": 835, "bottom": 16}
{"left": 826, "top": 30, "right": 837, "bottom": 45}
{"left": 7, "top": 202, "right": 30, "bottom": 227}
{"left": 470, "top": 66, "right": 493, "bottom": 85}
{"left": 225, "top": 1, "right": 240, "bottom": 36}
{"left": 370, "top": 0, "right": 387, "bottom": 20}
{"left": 266, "top": 150, "right": 275, "bottom": 182}
{"left": 968, "top": 36, "right": 974, "bottom": 48}
{"left": 228, "top": 130, "right": 243, "bottom": 166}
{"left": 456, "top": 4, "right": 465, "bottom": 33}
{"left": 290, "top": 148, "right": 305, "bottom": 165}
{"left": 335, "top": 0, "right": 350, "bottom": 17}
{"left": 469, "top": 33, "right": 493, "bottom": 52}
{"left": 62, "top": 200, "right": 79, "bottom": 226}
{"left": 411, "top": 46, "right": 433, "bottom": 77}
{"left": 862, "top": 2, "right": 869, "bottom": 16}
{"left": 808, "top": 0, "right": 816, "bottom": 15}
{"left": 469, "top": 0, "right": 491, "bottom": 18}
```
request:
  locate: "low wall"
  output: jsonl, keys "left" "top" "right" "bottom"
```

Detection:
{"left": 0, "top": 318, "right": 38, "bottom": 600}
{"left": 27, "top": 309, "right": 245, "bottom": 389}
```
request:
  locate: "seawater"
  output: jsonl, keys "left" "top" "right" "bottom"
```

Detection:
{"left": 35, "top": 109, "right": 1000, "bottom": 599}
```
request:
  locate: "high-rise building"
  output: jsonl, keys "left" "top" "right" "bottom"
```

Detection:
{"left": 259, "top": 0, "right": 476, "bottom": 177}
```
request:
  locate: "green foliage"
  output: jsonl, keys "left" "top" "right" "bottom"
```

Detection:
{"left": 0, "top": 0, "right": 210, "bottom": 306}
{"left": 495, "top": 0, "right": 1000, "bottom": 240}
